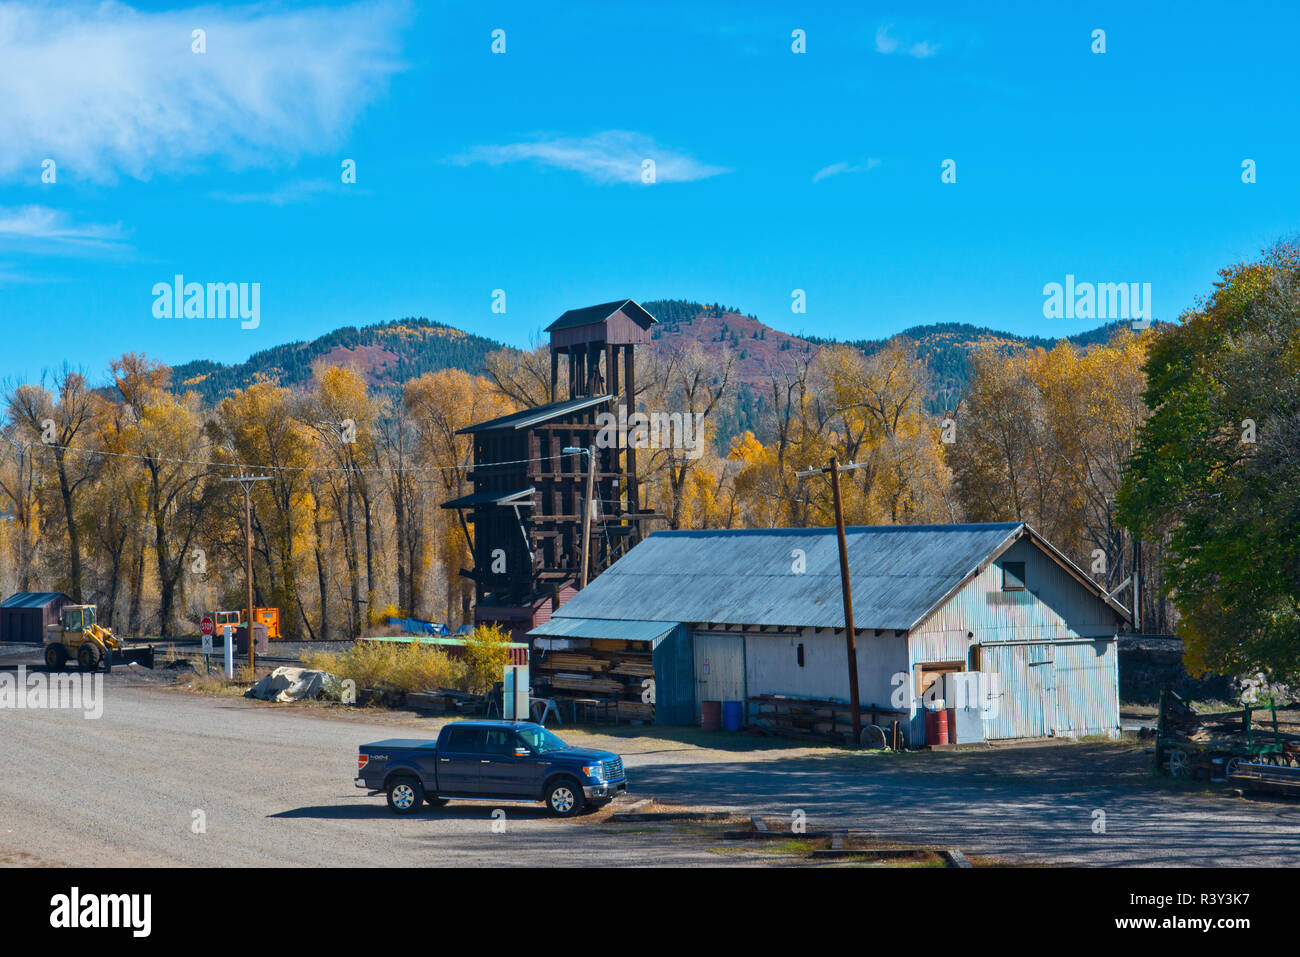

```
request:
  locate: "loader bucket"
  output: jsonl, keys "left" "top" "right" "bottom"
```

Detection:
{"left": 105, "top": 646, "right": 155, "bottom": 672}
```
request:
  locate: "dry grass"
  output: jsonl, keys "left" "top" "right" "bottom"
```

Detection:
{"left": 300, "top": 640, "right": 464, "bottom": 695}
{"left": 178, "top": 669, "right": 253, "bottom": 696}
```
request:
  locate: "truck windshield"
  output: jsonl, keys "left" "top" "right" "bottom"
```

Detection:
{"left": 516, "top": 726, "right": 569, "bottom": 753}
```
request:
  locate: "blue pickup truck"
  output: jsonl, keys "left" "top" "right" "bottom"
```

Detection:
{"left": 356, "top": 720, "right": 628, "bottom": 817}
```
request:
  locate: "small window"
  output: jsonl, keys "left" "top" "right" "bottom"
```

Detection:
{"left": 445, "top": 727, "right": 486, "bottom": 753}
{"left": 796, "top": 643, "right": 805, "bottom": 668}
{"left": 1003, "top": 561, "right": 1026, "bottom": 591}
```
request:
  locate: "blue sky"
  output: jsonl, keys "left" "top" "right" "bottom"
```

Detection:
{"left": 1, "top": 0, "right": 1298, "bottom": 385}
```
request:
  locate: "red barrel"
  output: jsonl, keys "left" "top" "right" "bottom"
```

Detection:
{"left": 701, "top": 700, "right": 722, "bottom": 731}
{"left": 933, "top": 707, "right": 949, "bottom": 746}
{"left": 925, "top": 709, "right": 936, "bottom": 744}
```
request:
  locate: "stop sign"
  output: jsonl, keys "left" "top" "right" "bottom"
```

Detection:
{"left": 200, "top": 616, "right": 214, "bottom": 636}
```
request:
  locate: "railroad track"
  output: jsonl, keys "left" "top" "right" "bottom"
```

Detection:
{"left": 166, "top": 645, "right": 303, "bottom": 667}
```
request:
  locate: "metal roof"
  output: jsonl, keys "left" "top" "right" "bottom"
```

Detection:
{"left": 457, "top": 394, "right": 614, "bottom": 434}
{"left": 544, "top": 523, "right": 1040, "bottom": 631}
{"left": 441, "top": 487, "right": 534, "bottom": 510}
{"left": 530, "top": 617, "right": 678, "bottom": 642}
{"left": 1, "top": 592, "right": 69, "bottom": 609}
{"left": 545, "top": 299, "right": 657, "bottom": 332}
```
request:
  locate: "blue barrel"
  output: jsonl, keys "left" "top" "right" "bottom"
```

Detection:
{"left": 721, "top": 700, "right": 743, "bottom": 731}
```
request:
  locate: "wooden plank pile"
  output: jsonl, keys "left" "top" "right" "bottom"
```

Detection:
{"left": 533, "top": 644, "right": 654, "bottom": 722}
{"left": 749, "top": 694, "right": 906, "bottom": 744}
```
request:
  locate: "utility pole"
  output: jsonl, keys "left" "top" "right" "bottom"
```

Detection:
{"left": 222, "top": 473, "right": 273, "bottom": 671}
{"left": 796, "top": 456, "right": 865, "bottom": 744}
{"left": 564, "top": 446, "right": 596, "bottom": 588}
{"left": 1132, "top": 537, "right": 1142, "bottom": 635}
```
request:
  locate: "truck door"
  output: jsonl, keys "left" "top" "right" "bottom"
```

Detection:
{"left": 437, "top": 726, "right": 486, "bottom": 794}
{"left": 479, "top": 729, "right": 543, "bottom": 797}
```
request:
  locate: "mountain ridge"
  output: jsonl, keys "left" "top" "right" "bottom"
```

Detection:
{"left": 167, "top": 301, "right": 1143, "bottom": 415}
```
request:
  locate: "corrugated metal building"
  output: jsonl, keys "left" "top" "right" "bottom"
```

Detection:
{"left": 1, "top": 592, "right": 72, "bottom": 644}
{"left": 529, "top": 523, "right": 1127, "bottom": 744}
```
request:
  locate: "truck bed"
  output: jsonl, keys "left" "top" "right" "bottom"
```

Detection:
{"left": 362, "top": 739, "right": 438, "bottom": 751}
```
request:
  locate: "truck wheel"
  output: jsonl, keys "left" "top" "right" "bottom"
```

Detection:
{"left": 386, "top": 776, "right": 424, "bottom": 814}
{"left": 44, "top": 645, "right": 67, "bottom": 670}
{"left": 77, "top": 645, "right": 99, "bottom": 672}
{"left": 545, "top": 778, "right": 585, "bottom": 818}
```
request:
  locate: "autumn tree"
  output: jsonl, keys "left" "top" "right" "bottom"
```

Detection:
{"left": 212, "top": 382, "right": 316, "bottom": 639}
{"left": 108, "top": 354, "right": 215, "bottom": 637}
{"left": 1119, "top": 243, "right": 1300, "bottom": 679}
{"left": 950, "top": 333, "right": 1154, "bottom": 621}
{"left": 5, "top": 369, "right": 102, "bottom": 600}
{"left": 405, "top": 368, "right": 517, "bottom": 623}
{"left": 640, "top": 343, "right": 736, "bottom": 528}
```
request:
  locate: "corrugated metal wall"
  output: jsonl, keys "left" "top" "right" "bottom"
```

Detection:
{"left": 651, "top": 624, "right": 695, "bottom": 725}
{"left": 906, "top": 537, "right": 1122, "bottom": 744}
{"left": 1052, "top": 639, "right": 1120, "bottom": 737}
{"left": 911, "top": 538, "right": 1119, "bottom": 663}
{"left": 979, "top": 638, "right": 1118, "bottom": 740}
{"left": 744, "top": 628, "right": 908, "bottom": 712}
{"left": 981, "top": 642, "right": 1053, "bottom": 739}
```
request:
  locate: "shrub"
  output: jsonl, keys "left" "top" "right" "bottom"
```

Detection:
{"left": 302, "top": 640, "right": 464, "bottom": 694}
{"left": 460, "top": 624, "right": 512, "bottom": 694}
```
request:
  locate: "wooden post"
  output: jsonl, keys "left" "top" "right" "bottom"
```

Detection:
{"left": 222, "top": 473, "right": 273, "bottom": 672}
{"left": 828, "top": 456, "right": 863, "bottom": 744}
{"left": 580, "top": 446, "right": 595, "bottom": 588}
{"left": 624, "top": 345, "right": 637, "bottom": 511}
{"left": 1132, "top": 537, "right": 1142, "bottom": 634}
{"left": 245, "top": 487, "right": 255, "bottom": 671}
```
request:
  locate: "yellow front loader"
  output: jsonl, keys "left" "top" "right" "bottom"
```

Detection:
{"left": 43, "top": 604, "right": 155, "bottom": 672}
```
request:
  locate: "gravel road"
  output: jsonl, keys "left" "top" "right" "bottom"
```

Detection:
{"left": 3, "top": 670, "right": 1298, "bottom": 867}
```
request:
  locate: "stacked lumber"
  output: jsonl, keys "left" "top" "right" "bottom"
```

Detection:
{"left": 547, "top": 674, "right": 625, "bottom": 694}
{"left": 533, "top": 643, "right": 655, "bottom": 722}
{"left": 749, "top": 694, "right": 906, "bottom": 743}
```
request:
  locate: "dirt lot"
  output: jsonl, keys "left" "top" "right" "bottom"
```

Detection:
{"left": 2, "top": 646, "right": 1299, "bottom": 867}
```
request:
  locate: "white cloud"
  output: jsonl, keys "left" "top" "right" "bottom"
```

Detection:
{"left": 0, "top": 0, "right": 408, "bottom": 181}
{"left": 0, "top": 205, "right": 126, "bottom": 248}
{"left": 812, "top": 159, "right": 881, "bottom": 183}
{"left": 875, "top": 22, "right": 941, "bottom": 59}
{"left": 454, "top": 131, "right": 731, "bottom": 185}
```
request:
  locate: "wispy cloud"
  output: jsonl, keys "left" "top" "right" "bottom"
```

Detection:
{"left": 875, "top": 24, "right": 941, "bottom": 59}
{"left": 453, "top": 131, "right": 731, "bottom": 185}
{"left": 0, "top": 261, "right": 40, "bottom": 286}
{"left": 0, "top": 1, "right": 408, "bottom": 181}
{"left": 0, "top": 206, "right": 127, "bottom": 249}
{"left": 813, "top": 159, "right": 881, "bottom": 183}
{"left": 874, "top": 25, "right": 900, "bottom": 54}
